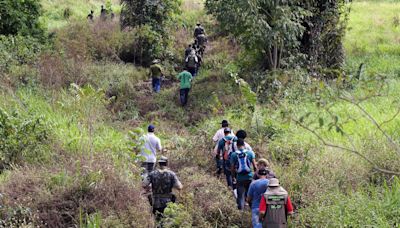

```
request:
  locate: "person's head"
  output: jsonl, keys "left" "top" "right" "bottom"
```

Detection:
{"left": 196, "top": 22, "right": 201, "bottom": 26}
{"left": 236, "top": 129, "right": 247, "bottom": 139}
{"left": 101, "top": 5, "right": 104, "bottom": 9}
{"left": 268, "top": 178, "right": 280, "bottom": 188}
{"left": 237, "top": 138, "right": 245, "bottom": 148}
{"left": 148, "top": 124, "right": 155, "bottom": 133}
{"left": 91, "top": 10, "right": 94, "bottom": 14}
{"left": 257, "top": 158, "right": 270, "bottom": 169}
{"left": 223, "top": 127, "right": 231, "bottom": 136}
{"left": 158, "top": 156, "right": 168, "bottom": 167}
{"left": 257, "top": 169, "right": 268, "bottom": 179}
{"left": 188, "top": 44, "right": 192, "bottom": 48}
{"left": 221, "top": 120, "right": 229, "bottom": 128}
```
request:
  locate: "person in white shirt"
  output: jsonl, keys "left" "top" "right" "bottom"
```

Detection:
{"left": 140, "top": 124, "right": 162, "bottom": 174}
{"left": 213, "top": 120, "right": 235, "bottom": 155}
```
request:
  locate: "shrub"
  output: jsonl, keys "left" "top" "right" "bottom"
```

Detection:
{"left": 0, "top": 0, "right": 44, "bottom": 38}
{"left": 0, "top": 108, "right": 49, "bottom": 170}
{"left": 0, "top": 35, "right": 44, "bottom": 74}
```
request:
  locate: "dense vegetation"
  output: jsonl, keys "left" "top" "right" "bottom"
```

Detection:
{"left": 0, "top": 0, "right": 399, "bottom": 227}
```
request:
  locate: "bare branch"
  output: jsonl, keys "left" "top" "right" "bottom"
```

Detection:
{"left": 292, "top": 118, "right": 400, "bottom": 176}
{"left": 339, "top": 96, "right": 400, "bottom": 157}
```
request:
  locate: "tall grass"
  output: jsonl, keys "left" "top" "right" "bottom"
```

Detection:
{"left": 345, "top": 1, "right": 400, "bottom": 76}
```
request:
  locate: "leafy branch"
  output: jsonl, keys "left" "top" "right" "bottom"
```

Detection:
{"left": 292, "top": 118, "right": 400, "bottom": 176}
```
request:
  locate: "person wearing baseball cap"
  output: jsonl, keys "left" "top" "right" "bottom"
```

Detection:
{"left": 140, "top": 124, "right": 162, "bottom": 174}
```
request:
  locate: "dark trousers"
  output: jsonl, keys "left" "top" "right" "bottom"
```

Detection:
{"left": 215, "top": 157, "right": 233, "bottom": 188}
{"left": 180, "top": 88, "right": 190, "bottom": 106}
{"left": 237, "top": 179, "right": 252, "bottom": 210}
{"left": 187, "top": 67, "right": 197, "bottom": 77}
{"left": 152, "top": 78, "right": 161, "bottom": 93}
{"left": 141, "top": 162, "right": 155, "bottom": 174}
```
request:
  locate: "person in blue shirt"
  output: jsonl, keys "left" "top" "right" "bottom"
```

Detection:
{"left": 247, "top": 169, "right": 270, "bottom": 228}
{"left": 230, "top": 138, "right": 257, "bottom": 210}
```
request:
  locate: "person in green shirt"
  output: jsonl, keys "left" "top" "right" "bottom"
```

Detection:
{"left": 150, "top": 59, "right": 163, "bottom": 93}
{"left": 177, "top": 69, "right": 193, "bottom": 106}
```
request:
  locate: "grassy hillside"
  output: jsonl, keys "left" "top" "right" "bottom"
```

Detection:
{"left": 41, "top": 0, "right": 120, "bottom": 29}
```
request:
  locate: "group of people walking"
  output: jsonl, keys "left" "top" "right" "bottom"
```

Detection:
{"left": 138, "top": 120, "right": 294, "bottom": 227}
{"left": 212, "top": 120, "right": 294, "bottom": 228}
{"left": 87, "top": 5, "right": 115, "bottom": 22}
{"left": 149, "top": 23, "right": 208, "bottom": 107}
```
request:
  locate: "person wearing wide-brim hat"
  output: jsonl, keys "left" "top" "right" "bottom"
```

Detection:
{"left": 150, "top": 59, "right": 163, "bottom": 93}
{"left": 259, "top": 178, "right": 294, "bottom": 227}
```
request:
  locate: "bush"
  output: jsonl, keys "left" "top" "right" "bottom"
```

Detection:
{"left": 0, "top": 0, "right": 44, "bottom": 38}
{"left": 0, "top": 108, "right": 49, "bottom": 170}
{"left": 0, "top": 35, "right": 44, "bottom": 74}
{"left": 0, "top": 155, "right": 153, "bottom": 227}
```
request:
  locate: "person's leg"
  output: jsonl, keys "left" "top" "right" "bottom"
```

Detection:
{"left": 147, "top": 162, "right": 155, "bottom": 173}
{"left": 216, "top": 156, "right": 222, "bottom": 176}
{"left": 183, "top": 88, "right": 189, "bottom": 106}
{"left": 236, "top": 181, "right": 245, "bottom": 210}
{"left": 152, "top": 78, "right": 157, "bottom": 92}
{"left": 223, "top": 160, "right": 232, "bottom": 188}
{"left": 251, "top": 208, "right": 262, "bottom": 228}
{"left": 180, "top": 89, "right": 185, "bottom": 106}
{"left": 244, "top": 179, "right": 252, "bottom": 208}
{"left": 155, "top": 78, "right": 161, "bottom": 93}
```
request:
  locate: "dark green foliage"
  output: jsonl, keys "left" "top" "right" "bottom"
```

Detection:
{"left": 206, "top": 0, "right": 349, "bottom": 75}
{"left": 120, "top": 0, "right": 181, "bottom": 65}
{"left": 120, "top": 0, "right": 181, "bottom": 34}
{"left": 206, "top": 0, "right": 309, "bottom": 71}
{"left": 0, "top": 35, "right": 44, "bottom": 73}
{"left": 300, "top": 0, "right": 349, "bottom": 72}
{"left": 0, "top": 108, "right": 48, "bottom": 170}
{"left": 0, "top": 0, "right": 44, "bottom": 38}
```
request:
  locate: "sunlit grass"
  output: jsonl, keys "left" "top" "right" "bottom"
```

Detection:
{"left": 345, "top": 1, "right": 400, "bottom": 76}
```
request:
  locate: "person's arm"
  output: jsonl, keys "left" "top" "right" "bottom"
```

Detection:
{"left": 156, "top": 138, "right": 162, "bottom": 152}
{"left": 259, "top": 195, "right": 267, "bottom": 221}
{"left": 252, "top": 158, "right": 257, "bottom": 172}
{"left": 173, "top": 173, "right": 183, "bottom": 190}
{"left": 142, "top": 173, "right": 151, "bottom": 188}
{"left": 212, "top": 130, "right": 220, "bottom": 142}
{"left": 246, "top": 183, "right": 254, "bottom": 203}
{"left": 286, "top": 196, "right": 294, "bottom": 215}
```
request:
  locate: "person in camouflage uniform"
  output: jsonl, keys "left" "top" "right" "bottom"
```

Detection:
{"left": 143, "top": 156, "right": 183, "bottom": 219}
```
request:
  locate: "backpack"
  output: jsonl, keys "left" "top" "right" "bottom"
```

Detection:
{"left": 235, "top": 150, "right": 251, "bottom": 174}
{"left": 263, "top": 194, "right": 288, "bottom": 228}
{"left": 222, "top": 137, "right": 236, "bottom": 160}
{"left": 186, "top": 55, "right": 197, "bottom": 68}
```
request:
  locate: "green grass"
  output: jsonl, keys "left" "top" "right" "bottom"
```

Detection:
{"left": 40, "top": 0, "right": 120, "bottom": 29}
{"left": 345, "top": 1, "right": 400, "bottom": 77}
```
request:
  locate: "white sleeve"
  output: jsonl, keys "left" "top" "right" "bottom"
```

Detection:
{"left": 212, "top": 130, "right": 220, "bottom": 142}
{"left": 157, "top": 138, "right": 162, "bottom": 151}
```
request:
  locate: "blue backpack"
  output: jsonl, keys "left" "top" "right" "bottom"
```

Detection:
{"left": 235, "top": 150, "right": 251, "bottom": 174}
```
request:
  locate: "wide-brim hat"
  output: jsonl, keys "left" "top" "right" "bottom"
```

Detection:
{"left": 269, "top": 178, "right": 280, "bottom": 187}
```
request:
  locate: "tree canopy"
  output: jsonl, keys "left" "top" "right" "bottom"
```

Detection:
{"left": 0, "top": 0, "right": 44, "bottom": 38}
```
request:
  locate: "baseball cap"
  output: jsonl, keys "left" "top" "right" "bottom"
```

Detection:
{"left": 224, "top": 127, "right": 231, "bottom": 133}
{"left": 148, "top": 125, "right": 155, "bottom": 132}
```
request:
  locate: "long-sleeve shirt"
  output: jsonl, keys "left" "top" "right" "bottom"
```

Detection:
{"left": 259, "top": 195, "right": 294, "bottom": 214}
